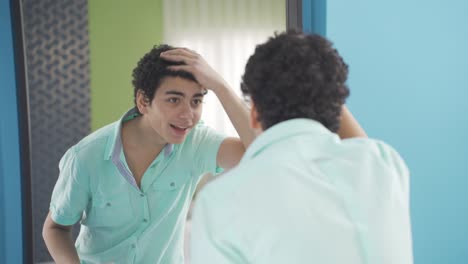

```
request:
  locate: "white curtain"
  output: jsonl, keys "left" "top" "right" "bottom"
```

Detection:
{"left": 163, "top": 0, "right": 285, "bottom": 136}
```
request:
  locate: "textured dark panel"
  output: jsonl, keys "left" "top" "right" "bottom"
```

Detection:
{"left": 21, "top": 0, "right": 90, "bottom": 262}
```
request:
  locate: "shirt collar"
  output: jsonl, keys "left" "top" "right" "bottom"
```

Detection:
{"left": 242, "top": 118, "right": 338, "bottom": 161}
{"left": 104, "top": 107, "right": 174, "bottom": 160}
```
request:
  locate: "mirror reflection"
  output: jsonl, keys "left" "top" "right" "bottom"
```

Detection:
{"left": 21, "top": 0, "right": 285, "bottom": 263}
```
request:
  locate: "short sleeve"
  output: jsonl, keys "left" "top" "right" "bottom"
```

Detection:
{"left": 376, "top": 141, "right": 410, "bottom": 200}
{"left": 49, "top": 146, "right": 90, "bottom": 226}
{"left": 191, "top": 122, "right": 226, "bottom": 176}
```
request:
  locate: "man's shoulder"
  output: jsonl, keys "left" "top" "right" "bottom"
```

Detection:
{"left": 178, "top": 121, "right": 225, "bottom": 155}
{"left": 341, "top": 137, "right": 409, "bottom": 177}
{"left": 343, "top": 137, "right": 404, "bottom": 160}
{"left": 73, "top": 121, "right": 118, "bottom": 157}
{"left": 187, "top": 121, "right": 222, "bottom": 141}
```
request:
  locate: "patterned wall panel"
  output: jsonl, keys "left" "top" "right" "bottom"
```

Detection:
{"left": 21, "top": 0, "right": 90, "bottom": 262}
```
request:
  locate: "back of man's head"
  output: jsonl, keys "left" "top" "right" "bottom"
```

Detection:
{"left": 241, "top": 31, "right": 350, "bottom": 132}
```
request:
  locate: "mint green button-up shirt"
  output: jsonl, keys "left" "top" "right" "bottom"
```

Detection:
{"left": 191, "top": 118, "right": 413, "bottom": 264}
{"left": 50, "top": 108, "right": 225, "bottom": 264}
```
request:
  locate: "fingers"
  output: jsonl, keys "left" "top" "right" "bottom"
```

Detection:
{"left": 160, "top": 48, "right": 202, "bottom": 67}
{"left": 167, "top": 65, "right": 192, "bottom": 72}
{"left": 161, "top": 48, "right": 199, "bottom": 60}
{"left": 161, "top": 54, "right": 197, "bottom": 65}
{"left": 180, "top": 47, "right": 199, "bottom": 57}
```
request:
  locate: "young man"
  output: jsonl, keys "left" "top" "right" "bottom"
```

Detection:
{"left": 190, "top": 32, "right": 413, "bottom": 264}
{"left": 42, "top": 45, "right": 254, "bottom": 264}
{"left": 43, "top": 43, "right": 368, "bottom": 263}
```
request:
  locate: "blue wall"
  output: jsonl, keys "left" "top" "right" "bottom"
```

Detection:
{"left": 303, "top": 0, "right": 468, "bottom": 263}
{"left": 0, "top": 0, "right": 25, "bottom": 263}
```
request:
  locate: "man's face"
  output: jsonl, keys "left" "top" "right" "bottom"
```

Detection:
{"left": 140, "top": 76, "right": 205, "bottom": 144}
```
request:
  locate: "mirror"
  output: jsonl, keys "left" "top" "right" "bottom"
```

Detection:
{"left": 19, "top": 0, "right": 291, "bottom": 262}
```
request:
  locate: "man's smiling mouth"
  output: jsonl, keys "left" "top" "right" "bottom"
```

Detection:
{"left": 170, "top": 124, "right": 190, "bottom": 131}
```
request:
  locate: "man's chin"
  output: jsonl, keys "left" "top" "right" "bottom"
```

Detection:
{"left": 166, "top": 135, "right": 187, "bottom": 144}
{"left": 170, "top": 139, "right": 185, "bottom": 144}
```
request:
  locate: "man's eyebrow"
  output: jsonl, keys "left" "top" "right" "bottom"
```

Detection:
{"left": 193, "top": 91, "right": 206, "bottom": 97}
{"left": 196, "top": 89, "right": 208, "bottom": 97}
{"left": 165, "top": 90, "right": 185, "bottom": 97}
{"left": 165, "top": 89, "right": 207, "bottom": 97}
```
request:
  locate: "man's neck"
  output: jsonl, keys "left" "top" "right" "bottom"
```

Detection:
{"left": 122, "top": 116, "right": 167, "bottom": 152}
{"left": 120, "top": 116, "right": 167, "bottom": 187}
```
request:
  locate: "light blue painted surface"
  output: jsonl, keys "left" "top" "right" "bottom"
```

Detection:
{"left": 0, "top": 0, "right": 25, "bottom": 263}
{"left": 302, "top": 0, "right": 468, "bottom": 263}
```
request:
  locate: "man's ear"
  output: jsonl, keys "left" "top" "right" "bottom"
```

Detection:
{"left": 250, "top": 103, "right": 262, "bottom": 131}
{"left": 136, "top": 90, "right": 149, "bottom": 114}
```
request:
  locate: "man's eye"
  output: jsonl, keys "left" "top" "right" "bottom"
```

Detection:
{"left": 168, "top": 98, "right": 179, "bottom": 103}
{"left": 193, "top": 99, "right": 203, "bottom": 105}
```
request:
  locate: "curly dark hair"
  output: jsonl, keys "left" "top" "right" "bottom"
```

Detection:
{"left": 241, "top": 31, "right": 349, "bottom": 132}
{"left": 132, "top": 44, "right": 197, "bottom": 112}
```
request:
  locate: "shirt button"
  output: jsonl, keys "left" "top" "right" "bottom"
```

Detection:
{"left": 143, "top": 219, "right": 148, "bottom": 223}
{"left": 170, "top": 182, "right": 175, "bottom": 187}
{"left": 131, "top": 244, "right": 136, "bottom": 249}
{"left": 106, "top": 202, "right": 111, "bottom": 207}
{"left": 140, "top": 193, "right": 145, "bottom": 197}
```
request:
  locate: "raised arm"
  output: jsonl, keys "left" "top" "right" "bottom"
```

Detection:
{"left": 160, "top": 49, "right": 255, "bottom": 169}
{"left": 337, "top": 105, "right": 367, "bottom": 139}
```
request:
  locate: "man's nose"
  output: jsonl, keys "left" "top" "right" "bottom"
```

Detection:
{"left": 178, "top": 102, "right": 194, "bottom": 119}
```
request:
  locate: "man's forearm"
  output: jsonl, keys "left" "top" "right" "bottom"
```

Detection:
{"left": 212, "top": 84, "right": 256, "bottom": 148}
{"left": 43, "top": 226, "right": 80, "bottom": 264}
{"left": 337, "top": 105, "right": 367, "bottom": 139}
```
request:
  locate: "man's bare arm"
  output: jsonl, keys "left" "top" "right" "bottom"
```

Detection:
{"left": 337, "top": 105, "right": 367, "bottom": 139}
{"left": 43, "top": 211, "right": 80, "bottom": 264}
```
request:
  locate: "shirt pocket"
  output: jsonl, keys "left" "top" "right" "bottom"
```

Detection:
{"left": 148, "top": 171, "right": 194, "bottom": 220}
{"left": 84, "top": 193, "right": 134, "bottom": 227}
{"left": 152, "top": 170, "right": 192, "bottom": 192}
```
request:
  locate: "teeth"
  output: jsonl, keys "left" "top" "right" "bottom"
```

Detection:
{"left": 172, "top": 124, "right": 188, "bottom": 130}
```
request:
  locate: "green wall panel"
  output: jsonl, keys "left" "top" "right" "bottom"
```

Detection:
{"left": 89, "top": 0, "right": 163, "bottom": 130}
